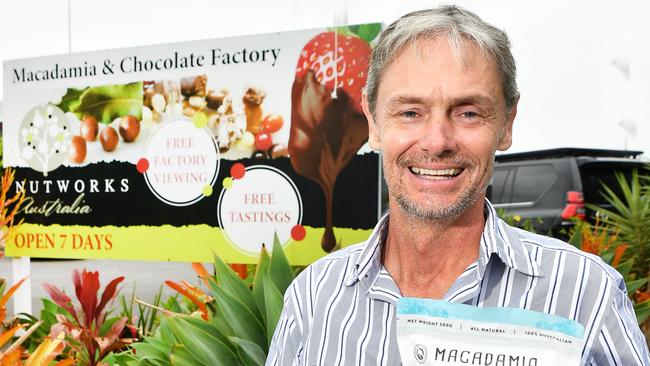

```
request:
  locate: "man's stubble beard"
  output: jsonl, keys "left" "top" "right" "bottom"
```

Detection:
{"left": 385, "top": 153, "right": 494, "bottom": 222}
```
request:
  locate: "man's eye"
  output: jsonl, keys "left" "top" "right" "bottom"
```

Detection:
{"left": 401, "top": 110, "right": 419, "bottom": 118}
{"left": 461, "top": 111, "right": 478, "bottom": 118}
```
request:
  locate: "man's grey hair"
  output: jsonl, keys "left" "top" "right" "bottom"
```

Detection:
{"left": 365, "top": 5, "right": 519, "bottom": 116}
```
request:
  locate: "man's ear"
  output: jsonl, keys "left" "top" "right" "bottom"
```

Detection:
{"left": 362, "top": 92, "right": 381, "bottom": 150}
{"left": 497, "top": 95, "right": 519, "bottom": 151}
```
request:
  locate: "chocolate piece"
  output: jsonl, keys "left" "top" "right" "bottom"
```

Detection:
{"left": 181, "top": 75, "right": 207, "bottom": 97}
{"left": 243, "top": 87, "right": 266, "bottom": 134}
{"left": 251, "top": 150, "right": 270, "bottom": 159}
{"left": 243, "top": 87, "right": 266, "bottom": 107}
{"left": 289, "top": 70, "right": 369, "bottom": 252}
{"left": 270, "top": 143, "right": 288, "bottom": 159}
{"left": 146, "top": 80, "right": 181, "bottom": 117}
{"left": 206, "top": 91, "right": 225, "bottom": 110}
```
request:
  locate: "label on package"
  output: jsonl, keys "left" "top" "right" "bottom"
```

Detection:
{"left": 397, "top": 298, "right": 585, "bottom": 366}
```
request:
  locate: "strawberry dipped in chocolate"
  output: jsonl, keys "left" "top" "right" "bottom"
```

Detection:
{"left": 289, "top": 31, "right": 372, "bottom": 252}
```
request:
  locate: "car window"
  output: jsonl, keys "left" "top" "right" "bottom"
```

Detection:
{"left": 511, "top": 165, "right": 557, "bottom": 203}
{"left": 491, "top": 167, "right": 514, "bottom": 204}
{"left": 579, "top": 162, "right": 646, "bottom": 205}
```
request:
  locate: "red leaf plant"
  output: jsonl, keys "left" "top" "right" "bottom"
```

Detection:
{"left": 43, "top": 268, "right": 129, "bottom": 366}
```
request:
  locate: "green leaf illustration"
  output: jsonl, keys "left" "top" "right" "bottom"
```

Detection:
{"left": 56, "top": 87, "right": 86, "bottom": 112}
{"left": 349, "top": 23, "right": 382, "bottom": 43}
{"left": 70, "top": 81, "right": 143, "bottom": 123}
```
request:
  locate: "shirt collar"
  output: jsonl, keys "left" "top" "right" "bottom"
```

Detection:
{"left": 344, "top": 199, "right": 544, "bottom": 288}
{"left": 481, "top": 200, "right": 544, "bottom": 278}
{"left": 344, "top": 211, "right": 389, "bottom": 287}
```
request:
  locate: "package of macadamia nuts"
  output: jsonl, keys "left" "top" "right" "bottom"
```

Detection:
{"left": 397, "top": 298, "right": 585, "bottom": 366}
{"left": 3, "top": 23, "right": 383, "bottom": 265}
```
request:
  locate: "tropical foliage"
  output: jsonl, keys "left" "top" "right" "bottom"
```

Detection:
{"left": 572, "top": 166, "right": 650, "bottom": 339}
{"left": 118, "top": 284, "right": 163, "bottom": 340}
{"left": 41, "top": 269, "right": 131, "bottom": 366}
{"left": 570, "top": 220, "right": 650, "bottom": 324}
{"left": 129, "top": 234, "right": 294, "bottom": 366}
{"left": 1, "top": 234, "right": 295, "bottom": 366}
{"left": 587, "top": 170, "right": 650, "bottom": 277}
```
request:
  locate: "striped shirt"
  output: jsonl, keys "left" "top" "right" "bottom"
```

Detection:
{"left": 267, "top": 200, "right": 650, "bottom": 365}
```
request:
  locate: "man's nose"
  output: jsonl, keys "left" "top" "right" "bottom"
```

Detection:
{"left": 417, "top": 112, "right": 458, "bottom": 155}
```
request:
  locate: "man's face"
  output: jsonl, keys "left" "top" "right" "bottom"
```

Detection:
{"left": 363, "top": 37, "right": 517, "bottom": 221}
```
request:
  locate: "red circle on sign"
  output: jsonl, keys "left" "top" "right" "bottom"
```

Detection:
{"left": 230, "top": 163, "right": 246, "bottom": 179}
{"left": 136, "top": 158, "right": 149, "bottom": 173}
{"left": 291, "top": 225, "right": 306, "bottom": 241}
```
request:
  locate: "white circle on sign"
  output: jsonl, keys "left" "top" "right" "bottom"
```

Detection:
{"left": 218, "top": 165, "right": 303, "bottom": 255}
{"left": 144, "top": 117, "right": 220, "bottom": 206}
{"left": 19, "top": 104, "right": 70, "bottom": 176}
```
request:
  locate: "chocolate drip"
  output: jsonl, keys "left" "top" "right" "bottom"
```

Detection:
{"left": 289, "top": 71, "right": 369, "bottom": 252}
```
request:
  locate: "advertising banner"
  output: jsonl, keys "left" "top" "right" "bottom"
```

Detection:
{"left": 2, "top": 24, "right": 382, "bottom": 264}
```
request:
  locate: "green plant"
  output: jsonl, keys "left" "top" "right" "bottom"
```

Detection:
{"left": 18, "top": 298, "right": 69, "bottom": 353}
{"left": 43, "top": 269, "right": 130, "bottom": 366}
{"left": 581, "top": 167, "right": 650, "bottom": 343}
{"left": 496, "top": 208, "right": 543, "bottom": 234}
{"left": 119, "top": 284, "right": 164, "bottom": 340}
{"left": 587, "top": 169, "right": 650, "bottom": 277}
{"left": 131, "top": 234, "right": 294, "bottom": 366}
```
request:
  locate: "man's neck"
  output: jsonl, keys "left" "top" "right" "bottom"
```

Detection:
{"left": 382, "top": 199, "right": 486, "bottom": 299}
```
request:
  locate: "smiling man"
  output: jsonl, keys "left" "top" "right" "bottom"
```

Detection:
{"left": 267, "top": 6, "right": 649, "bottom": 365}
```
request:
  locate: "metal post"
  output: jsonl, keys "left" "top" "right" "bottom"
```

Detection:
{"left": 11, "top": 256, "right": 32, "bottom": 315}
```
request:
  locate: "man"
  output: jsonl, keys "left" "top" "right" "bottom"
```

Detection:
{"left": 267, "top": 5, "right": 650, "bottom": 365}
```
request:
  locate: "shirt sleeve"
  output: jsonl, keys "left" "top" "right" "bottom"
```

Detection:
{"left": 588, "top": 278, "right": 650, "bottom": 365}
{"left": 266, "top": 281, "right": 305, "bottom": 366}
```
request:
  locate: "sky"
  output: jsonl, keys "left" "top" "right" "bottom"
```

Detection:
{"left": 2, "top": 0, "right": 650, "bottom": 157}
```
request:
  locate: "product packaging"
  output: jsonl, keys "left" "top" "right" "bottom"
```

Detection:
{"left": 397, "top": 298, "right": 585, "bottom": 365}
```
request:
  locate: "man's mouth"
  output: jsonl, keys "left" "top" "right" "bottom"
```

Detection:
{"left": 409, "top": 166, "right": 464, "bottom": 180}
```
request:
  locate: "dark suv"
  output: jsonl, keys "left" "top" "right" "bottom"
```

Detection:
{"left": 488, "top": 148, "right": 647, "bottom": 236}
